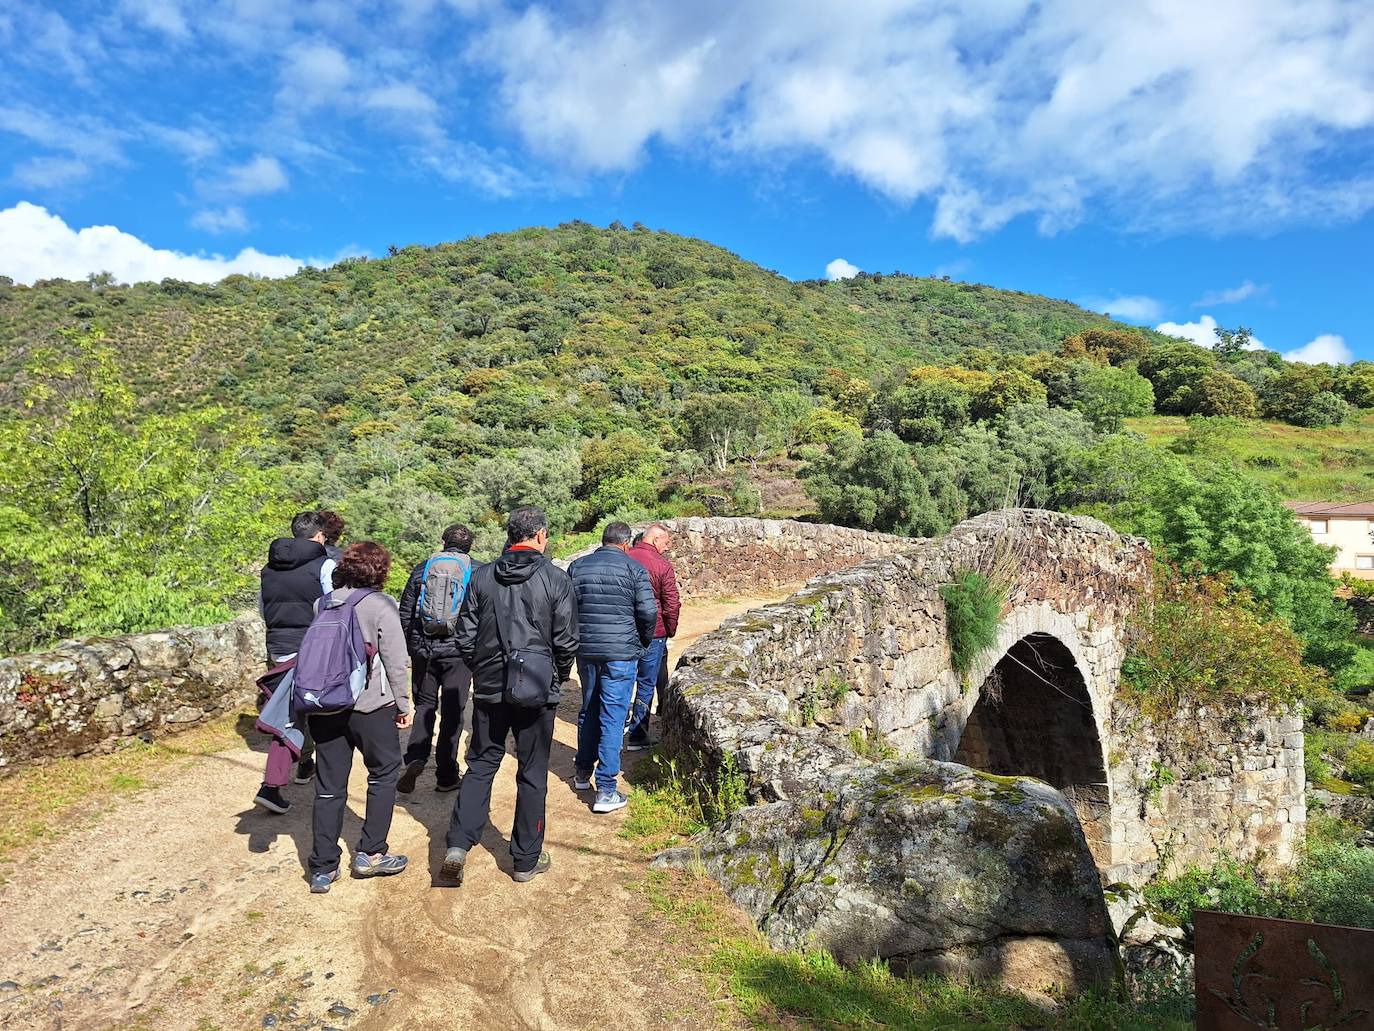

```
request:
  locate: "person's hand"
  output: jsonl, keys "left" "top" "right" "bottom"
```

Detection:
{"left": 396, "top": 711, "right": 413, "bottom": 729}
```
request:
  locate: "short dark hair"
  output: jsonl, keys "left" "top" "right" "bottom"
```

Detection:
{"left": 602, "top": 521, "right": 632, "bottom": 546}
{"left": 316, "top": 510, "right": 346, "bottom": 546}
{"left": 507, "top": 505, "right": 548, "bottom": 544}
{"left": 291, "top": 511, "right": 325, "bottom": 539}
{"left": 441, "top": 523, "right": 474, "bottom": 553}
{"left": 333, "top": 541, "right": 392, "bottom": 590}
{"left": 631, "top": 532, "right": 645, "bottom": 546}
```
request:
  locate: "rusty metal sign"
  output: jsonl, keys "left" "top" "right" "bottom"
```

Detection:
{"left": 1195, "top": 909, "right": 1374, "bottom": 1030}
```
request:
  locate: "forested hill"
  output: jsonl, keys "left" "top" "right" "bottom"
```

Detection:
{"left": 6, "top": 220, "right": 1369, "bottom": 664}
{"left": 0, "top": 221, "right": 1140, "bottom": 432}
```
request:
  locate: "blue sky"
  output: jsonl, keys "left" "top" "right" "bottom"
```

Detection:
{"left": 1, "top": 1, "right": 1372, "bottom": 361}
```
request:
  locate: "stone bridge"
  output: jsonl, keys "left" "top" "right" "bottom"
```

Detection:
{"left": 650, "top": 510, "right": 1304, "bottom": 992}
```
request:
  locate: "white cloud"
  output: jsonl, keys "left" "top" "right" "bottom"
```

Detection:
{"left": 11, "top": 156, "right": 91, "bottom": 189}
{"left": 0, "top": 202, "right": 304, "bottom": 284}
{"left": 1156, "top": 314, "right": 1267, "bottom": 351}
{"left": 363, "top": 83, "right": 438, "bottom": 117}
{"left": 1080, "top": 294, "right": 1164, "bottom": 324}
{"left": 468, "top": 0, "right": 1374, "bottom": 237}
{"left": 120, "top": 0, "right": 189, "bottom": 38}
{"left": 825, "top": 257, "right": 860, "bottom": 280}
{"left": 219, "top": 155, "right": 289, "bottom": 196}
{"left": 277, "top": 41, "right": 352, "bottom": 111}
{"left": 190, "top": 206, "right": 249, "bottom": 234}
{"left": 1284, "top": 333, "right": 1353, "bottom": 365}
{"left": 1194, "top": 280, "right": 1267, "bottom": 306}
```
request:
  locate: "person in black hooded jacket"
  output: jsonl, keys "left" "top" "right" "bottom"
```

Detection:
{"left": 438, "top": 506, "right": 578, "bottom": 886}
{"left": 253, "top": 510, "right": 334, "bottom": 815}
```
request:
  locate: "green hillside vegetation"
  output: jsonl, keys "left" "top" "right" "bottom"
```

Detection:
{"left": 0, "top": 223, "right": 1369, "bottom": 680}
{"left": 1128, "top": 412, "right": 1374, "bottom": 501}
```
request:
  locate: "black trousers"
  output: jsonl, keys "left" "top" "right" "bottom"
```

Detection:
{"left": 403, "top": 653, "right": 471, "bottom": 782}
{"left": 447, "top": 700, "right": 555, "bottom": 873}
{"left": 308, "top": 706, "right": 402, "bottom": 875}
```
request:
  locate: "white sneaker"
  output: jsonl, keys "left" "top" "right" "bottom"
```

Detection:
{"left": 592, "top": 789, "right": 629, "bottom": 814}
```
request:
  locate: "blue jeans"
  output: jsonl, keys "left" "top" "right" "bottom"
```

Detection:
{"left": 627, "top": 638, "right": 667, "bottom": 743}
{"left": 575, "top": 658, "right": 638, "bottom": 793}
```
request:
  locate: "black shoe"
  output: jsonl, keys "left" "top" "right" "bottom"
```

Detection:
{"left": 435, "top": 776, "right": 460, "bottom": 793}
{"left": 397, "top": 760, "right": 425, "bottom": 794}
{"left": 624, "top": 735, "right": 660, "bottom": 752}
{"left": 254, "top": 784, "right": 290, "bottom": 815}
{"left": 293, "top": 758, "right": 316, "bottom": 784}
{"left": 512, "top": 851, "right": 552, "bottom": 883}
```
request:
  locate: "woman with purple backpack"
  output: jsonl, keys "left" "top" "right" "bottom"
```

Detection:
{"left": 299, "top": 541, "right": 414, "bottom": 894}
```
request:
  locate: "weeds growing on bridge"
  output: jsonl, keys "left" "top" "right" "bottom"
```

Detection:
{"left": 941, "top": 571, "right": 1008, "bottom": 675}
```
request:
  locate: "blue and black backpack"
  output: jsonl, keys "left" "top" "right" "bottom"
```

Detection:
{"left": 416, "top": 551, "right": 473, "bottom": 638}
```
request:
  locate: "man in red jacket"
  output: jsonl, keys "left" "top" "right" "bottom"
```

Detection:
{"left": 626, "top": 523, "right": 681, "bottom": 749}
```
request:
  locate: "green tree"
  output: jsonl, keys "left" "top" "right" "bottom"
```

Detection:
{"left": 0, "top": 331, "right": 290, "bottom": 651}
{"left": 803, "top": 431, "right": 964, "bottom": 536}
{"left": 680, "top": 394, "right": 763, "bottom": 472}
{"left": 1069, "top": 363, "right": 1155, "bottom": 431}
{"left": 1138, "top": 342, "right": 1218, "bottom": 414}
{"left": 1193, "top": 370, "right": 1259, "bottom": 418}
{"left": 1067, "top": 439, "right": 1355, "bottom": 672}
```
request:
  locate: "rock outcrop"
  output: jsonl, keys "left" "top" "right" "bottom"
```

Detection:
{"left": 657, "top": 759, "right": 1117, "bottom": 995}
{"left": 0, "top": 614, "right": 264, "bottom": 770}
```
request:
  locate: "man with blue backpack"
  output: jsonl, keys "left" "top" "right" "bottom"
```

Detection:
{"left": 396, "top": 523, "right": 476, "bottom": 794}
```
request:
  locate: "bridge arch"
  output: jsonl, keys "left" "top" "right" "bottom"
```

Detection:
{"left": 954, "top": 631, "right": 1112, "bottom": 865}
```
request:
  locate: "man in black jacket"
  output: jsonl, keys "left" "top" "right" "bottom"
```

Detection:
{"left": 439, "top": 506, "right": 578, "bottom": 886}
{"left": 568, "top": 522, "right": 657, "bottom": 814}
{"left": 396, "top": 523, "right": 475, "bottom": 794}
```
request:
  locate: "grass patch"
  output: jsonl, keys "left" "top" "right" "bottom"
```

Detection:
{"left": 0, "top": 709, "right": 251, "bottom": 867}
{"left": 621, "top": 751, "right": 744, "bottom": 855}
{"left": 640, "top": 868, "right": 1189, "bottom": 1030}
{"left": 1127, "top": 412, "right": 1374, "bottom": 502}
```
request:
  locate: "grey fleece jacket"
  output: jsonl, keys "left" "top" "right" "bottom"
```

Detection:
{"left": 325, "top": 587, "right": 412, "bottom": 715}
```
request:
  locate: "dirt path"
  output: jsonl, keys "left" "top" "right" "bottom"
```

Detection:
{"left": 0, "top": 594, "right": 784, "bottom": 1031}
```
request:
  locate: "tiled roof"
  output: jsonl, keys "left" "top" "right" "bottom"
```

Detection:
{"left": 1285, "top": 501, "right": 1374, "bottom": 517}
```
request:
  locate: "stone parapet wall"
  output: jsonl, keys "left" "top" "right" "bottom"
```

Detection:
{"left": 0, "top": 614, "right": 265, "bottom": 771}
{"left": 1105, "top": 702, "right": 1305, "bottom": 883}
{"left": 648, "top": 517, "right": 912, "bottom": 600}
{"left": 558, "top": 517, "right": 912, "bottom": 601}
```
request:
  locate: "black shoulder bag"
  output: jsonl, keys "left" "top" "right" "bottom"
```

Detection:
{"left": 492, "top": 580, "right": 556, "bottom": 708}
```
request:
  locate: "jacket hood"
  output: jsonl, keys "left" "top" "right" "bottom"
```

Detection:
{"left": 266, "top": 537, "right": 327, "bottom": 570}
{"left": 494, "top": 548, "right": 545, "bottom": 585}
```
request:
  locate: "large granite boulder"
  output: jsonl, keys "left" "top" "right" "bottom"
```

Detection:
{"left": 655, "top": 758, "right": 1117, "bottom": 995}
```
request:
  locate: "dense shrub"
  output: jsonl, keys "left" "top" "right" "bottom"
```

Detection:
{"left": 1122, "top": 566, "right": 1332, "bottom": 719}
{"left": 940, "top": 571, "right": 1007, "bottom": 674}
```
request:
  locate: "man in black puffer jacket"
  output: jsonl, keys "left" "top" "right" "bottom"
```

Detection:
{"left": 440, "top": 506, "right": 579, "bottom": 886}
{"left": 568, "top": 521, "right": 658, "bottom": 814}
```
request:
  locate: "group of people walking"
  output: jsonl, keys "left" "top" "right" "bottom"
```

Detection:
{"left": 251, "top": 506, "right": 681, "bottom": 893}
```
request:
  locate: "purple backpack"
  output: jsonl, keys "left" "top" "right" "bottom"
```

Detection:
{"left": 293, "top": 589, "right": 377, "bottom": 715}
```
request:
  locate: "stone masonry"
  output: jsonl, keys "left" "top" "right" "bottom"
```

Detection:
{"left": 660, "top": 510, "right": 1305, "bottom": 939}
{"left": 0, "top": 614, "right": 265, "bottom": 771}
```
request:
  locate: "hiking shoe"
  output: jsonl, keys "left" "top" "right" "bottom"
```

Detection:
{"left": 572, "top": 770, "right": 593, "bottom": 791}
{"left": 434, "top": 776, "right": 460, "bottom": 793}
{"left": 309, "top": 868, "right": 340, "bottom": 894}
{"left": 624, "top": 735, "right": 660, "bottom": 752}
{"left": 439, "top": 846, "right": 467, "bottom": 887}
{"left": 254, "top": 784, "right": 291, "bottom": 815}
{"left": 592, "top": 789, "right": 629, "bottom": 814}
{"left": 352, "top": 852, "right": 408, "bottom": 878}
{"left": 292, "top": 758, "right": 316, "bottom": 784}
{"left": 512, "top": 851, "right": 552, "bottom": 883}
{"left": 396, "top": 760, "right": 425, "bottom": 794}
